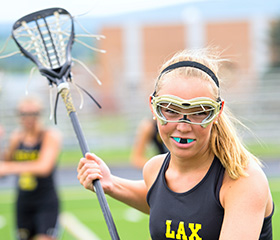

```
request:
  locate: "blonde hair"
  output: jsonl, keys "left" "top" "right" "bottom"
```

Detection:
{"left": 155, "top": 48, "right": 222, "bottom": 97}
{"left": 154, "top": 48, "right": 261, "bottom": 179}
{"left": 17, "top": 95, "right": 43, "bottom": 112}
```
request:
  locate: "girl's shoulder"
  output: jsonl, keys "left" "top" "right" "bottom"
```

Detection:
{"left": 9, "top": 129, "right": 23, "bottom": 144}
{"left": 143, "top": 153, "right": 168, "bottom": 189}
{"left": 42, "top": 127, "right": 62, "bottom": 140}
{"left": 221, "top": 158, "right": 271, "bottom": 209}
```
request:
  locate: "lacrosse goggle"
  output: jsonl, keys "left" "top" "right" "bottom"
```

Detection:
{"left": 151, "top": 95, "right": 222, "bottom": 128}
{"left": 152, "top": 60, "right": 223, "bottom": 127}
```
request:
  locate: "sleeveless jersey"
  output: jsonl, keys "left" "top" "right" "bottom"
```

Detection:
{"left": 147, "top": 153, "right": 274, "bottom": 240}
{"left": 13, "top": 136, "right": 58, "bottom": 205}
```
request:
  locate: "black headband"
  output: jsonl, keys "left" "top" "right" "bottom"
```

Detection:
{"left": 158, "top": 60, "right": 220, "bottom": 88}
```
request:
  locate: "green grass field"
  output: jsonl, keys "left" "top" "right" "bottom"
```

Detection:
{"left": 0, "top": 186, "right": 150, "bottom": 240}
{"left": 0, "top": 178, "right": 279, "bottom": 240}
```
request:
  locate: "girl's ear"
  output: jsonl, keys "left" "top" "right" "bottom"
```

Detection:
{"left": 213, "top": 100, "right": 225, "bottom": 124}
{"left": 217, "top": 100, "right": 225, "bottom": 119}
{"left": 149, "top": 95, "right": 156, "bottom": 116}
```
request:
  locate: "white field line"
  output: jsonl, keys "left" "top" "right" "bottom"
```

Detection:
{"left": 0, "top": 215, "right": 6, "bottom": 229}
{"left": 60, "top": 212, "right": 101, "bottom": 240}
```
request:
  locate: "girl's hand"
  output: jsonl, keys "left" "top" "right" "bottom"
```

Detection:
{"left": 77, "top": 152, "right": 112, "bottom": 193}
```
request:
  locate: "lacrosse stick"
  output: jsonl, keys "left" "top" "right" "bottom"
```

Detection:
{"left": 11, "top": 8, "right": 120, "bottom": 240}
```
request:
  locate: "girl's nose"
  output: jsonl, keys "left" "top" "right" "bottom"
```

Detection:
{"left": 176, "top": 120, "right": 192, "bottom": 132}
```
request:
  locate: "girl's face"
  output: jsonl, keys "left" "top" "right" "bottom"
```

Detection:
{"left": 153, "top": 76, "right": 217, "bottom": 161}
{"left": 18, "top": 102, "right": 41, "bottom": 130}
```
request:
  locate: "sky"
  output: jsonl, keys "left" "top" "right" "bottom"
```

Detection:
{"left": 0, "top": 0, "right": 195, "bottom": 23}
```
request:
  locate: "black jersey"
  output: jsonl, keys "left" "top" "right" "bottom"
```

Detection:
{"left": 12, "top": 133, "right": 59, "bottom": 239}
{"left": 13, "top": 135, "right": 58, "bottom": 205}
{"left": 147, "top": 153, "right": 273, "bottom": 240}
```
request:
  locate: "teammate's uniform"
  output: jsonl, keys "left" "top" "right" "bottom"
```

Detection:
{"left": 152, "top": 122, "right": 168, "bottom": 154}
{"left": 13, "top": 132, "right": 59, "bottom": 240}
{"left": 147, "top": 153, "right": 274, "bottom": 240}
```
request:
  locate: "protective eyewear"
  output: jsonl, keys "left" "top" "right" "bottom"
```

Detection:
{"left": 151, "top": 95, "right": 222, "bottom": 128}
{"left": 18, "top": 111, "right": 40, "bottom": 117}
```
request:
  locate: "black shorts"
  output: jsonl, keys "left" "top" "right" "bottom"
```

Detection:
{"left": 16, "top": 199, "right": 59, "bottom": 240}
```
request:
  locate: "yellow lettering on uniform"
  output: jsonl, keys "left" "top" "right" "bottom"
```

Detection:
{"left": 14, "top": 150, "right": 38, "bottom": 161}
{"left": 176, "top": 221, "right": 188, "bottom": 240}
{"left": 30, "top": 151, "right": 38, "bottom": 160}
{"left": 19, "top": 173, "right": 37, "bottom": 190}
{"left": 165, "top": 220, "right": 175, "bottom": 238}
{"left": 188, "top": 223, "right": 202, "bottom": 240}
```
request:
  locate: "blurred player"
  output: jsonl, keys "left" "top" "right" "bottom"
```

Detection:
{"left": 0, "top": 95, "right": 62, "bottom": 240}
{"left": 130, "top": 118, "right": 168, "bottom": 168}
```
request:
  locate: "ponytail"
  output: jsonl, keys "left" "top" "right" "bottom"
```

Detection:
{"left": 210, "top": 106, "right": 261, "bottom": 179}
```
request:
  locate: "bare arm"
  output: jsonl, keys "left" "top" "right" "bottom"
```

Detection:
{"left": 0, "top": 129, "right": 62, "bottom": 177}
{"left": 3, "top": 130, "right": 20, "bottom": 162}
{"left": 219, "top": 161, "right": 273, "bottom": 240}
{"left": 78, "top": 153, "right": 150, "bottom": 214}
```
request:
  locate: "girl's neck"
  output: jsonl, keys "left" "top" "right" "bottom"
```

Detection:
{"left": 22, "top": 124, "right": 42, "bottom": 141}
{"left": 170, "top": 149, "right": 214, "bottom": 174}
{"left": 166, "top": 150, "right": 215, "bottom": 193}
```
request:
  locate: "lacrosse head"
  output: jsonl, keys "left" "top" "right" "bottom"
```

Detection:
{"left": 151, "top": 94, "right": 222, "bottom": 128}
{"left": 12, "top": 8, "right": 74, "bottom": 85}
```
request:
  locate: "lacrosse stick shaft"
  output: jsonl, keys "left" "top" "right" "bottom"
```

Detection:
{"left": 60, "top": 87, "right": 120, "bottom": 240}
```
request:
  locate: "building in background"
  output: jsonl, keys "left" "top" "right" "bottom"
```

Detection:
{"left": 90, "top": 0, "right": 280, "bottom": 111}
{"left": 1, "top": 0, "right": 280, "bottom": 150}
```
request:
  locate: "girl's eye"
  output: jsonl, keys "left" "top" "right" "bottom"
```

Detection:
{"left": 164, "top": 108, "right": 179, "bottom": 115}
{"left": 194, "top": 111, "right": 208, "bottom": 116}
